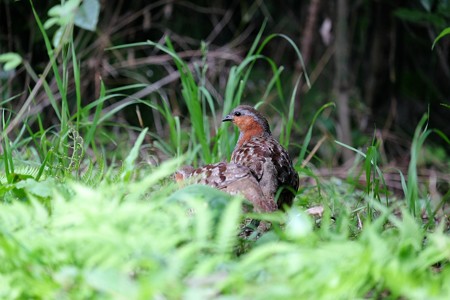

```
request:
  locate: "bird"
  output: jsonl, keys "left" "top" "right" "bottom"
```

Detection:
{"left": 222, "top": 104, "right": 299, "bottom": 209}
{"left": 175, "top": 162, "right": 277, "bottom": 213}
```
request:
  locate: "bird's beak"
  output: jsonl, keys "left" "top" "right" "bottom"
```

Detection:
{"left": 222, "top": 114, "right": 233, "bottom": 122}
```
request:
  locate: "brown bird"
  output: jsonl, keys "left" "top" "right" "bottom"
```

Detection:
{"left": 175, "top": 162, "right": 277, "bottom": 213}
{"left": 222, "top": 105, "right": 299, "bottom": 209}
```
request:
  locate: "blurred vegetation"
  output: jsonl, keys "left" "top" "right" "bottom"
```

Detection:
{"left": 1, "top": 1, "right": 449, "bottom": 159}
{"left": 0, "top": 0, "right": 450, "bottom": 298}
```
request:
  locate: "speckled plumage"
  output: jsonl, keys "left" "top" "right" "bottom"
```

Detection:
{"left": 222, "top": 105, "right": 299, "bottom": 208}
{"left": 175, "top": 162, "right": 277, "bottom": 212}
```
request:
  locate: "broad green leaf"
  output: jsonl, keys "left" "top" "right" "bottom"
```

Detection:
{"left": 74, "top": 0, "right": 100, "bottom": 31}
{"left": 52, "top": 27, "right": 64, "bottom": 49}
{"left": 432, "top": 27, "right": 450, "bottom": 49}
{"left": 43, "top": 17, "right": 59, "bottom": 29}
{"left": 0, "top": 52, "right": 22, "bottom": 71}
{"left": 394, "top": 8, "right": 446, "bottom": 27}
{"left": 15, "top": 178, "right": 55, "bottom": 198}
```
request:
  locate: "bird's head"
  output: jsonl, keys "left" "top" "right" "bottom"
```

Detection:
{"left": 222, "top": 105, "right": 271, "bottom": 135}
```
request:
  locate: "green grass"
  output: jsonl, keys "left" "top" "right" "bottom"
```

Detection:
{"left": 1, "top": 6, "right": 450, "bottom": 299}
{"left": 1, "top": 160, "right": 449, "bottom": 299}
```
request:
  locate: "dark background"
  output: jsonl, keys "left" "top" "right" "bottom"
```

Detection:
{"left": 1, "top": 0, "right": 449, "bottom": 167}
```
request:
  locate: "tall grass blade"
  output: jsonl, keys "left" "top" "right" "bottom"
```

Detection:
{"left": 257, "top": 33, "right": 311, "bottom": 89}
{"left": 280, "top": 75, "right": 301, "bottom": 148}
{"left": 407, "top": 114, "right": 432, "bottom": 217}
{"left": 145, "top": 37, "right": 211, "bottom": 163}
{"left": 1, "top": 112, "right": 14, "bottom": 182}
{"left": 121, "top": 128, "right": 148, "bottom": 181}
{"left": 72, "top": 43, "right": 82, "bottom": 129}
{"left": 297, "top": 102, "right": 335, "bottom": 166}
{"left": 35, "top": 149, "right": 52, "bottom": 181}
{"left": 84, "top": 80, "right": 106, "bottom": 150}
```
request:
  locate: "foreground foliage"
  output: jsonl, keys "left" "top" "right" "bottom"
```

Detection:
{"left": 0, "top": 159, "right": 449, "bottom": 299}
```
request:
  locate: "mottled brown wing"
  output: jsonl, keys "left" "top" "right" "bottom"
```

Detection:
{"left": 231, "top": 135, "right": 299, "bottom": 208}
{"left": 268, "top": 137, "right": 299, "bottom": 208}
{"left": 187, "top": 162, "right": 243, "bottom": 188}
{"left": 231, "top": 136, "right": 271, "bottom": 181}
{"left": 176, "top": 162, "right": 277, "bottom": 212}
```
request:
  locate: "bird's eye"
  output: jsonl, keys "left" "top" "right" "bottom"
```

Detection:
{"left": 234, "top": 111, "right": 241, "bottom": 116}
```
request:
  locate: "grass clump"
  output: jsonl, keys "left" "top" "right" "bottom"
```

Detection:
{"left": 1, "top": 167, "right": 449, "bottom": 299}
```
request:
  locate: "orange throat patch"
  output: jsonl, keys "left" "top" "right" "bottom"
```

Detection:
{"left": 234, "top": 116, "right": 266, "bottom": 147}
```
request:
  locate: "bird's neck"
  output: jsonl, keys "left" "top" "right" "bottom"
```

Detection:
{"left": 237, "top": 127, "right": 267, "bottom": 147}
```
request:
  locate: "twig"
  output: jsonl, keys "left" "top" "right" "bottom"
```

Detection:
{"left": 301, "top": 135, "right": 327, "bottom": 168}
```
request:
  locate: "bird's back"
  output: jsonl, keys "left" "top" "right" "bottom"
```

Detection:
{"left": 175, "top": 162, "right": 277, "bottom": 212}
{"left": 231, "top": 135, "right": 299, "bottom": 208}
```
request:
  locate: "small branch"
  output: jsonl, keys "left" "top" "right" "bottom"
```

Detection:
{"left": 301, "top": 135, "right": 327, "bottom": 168}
